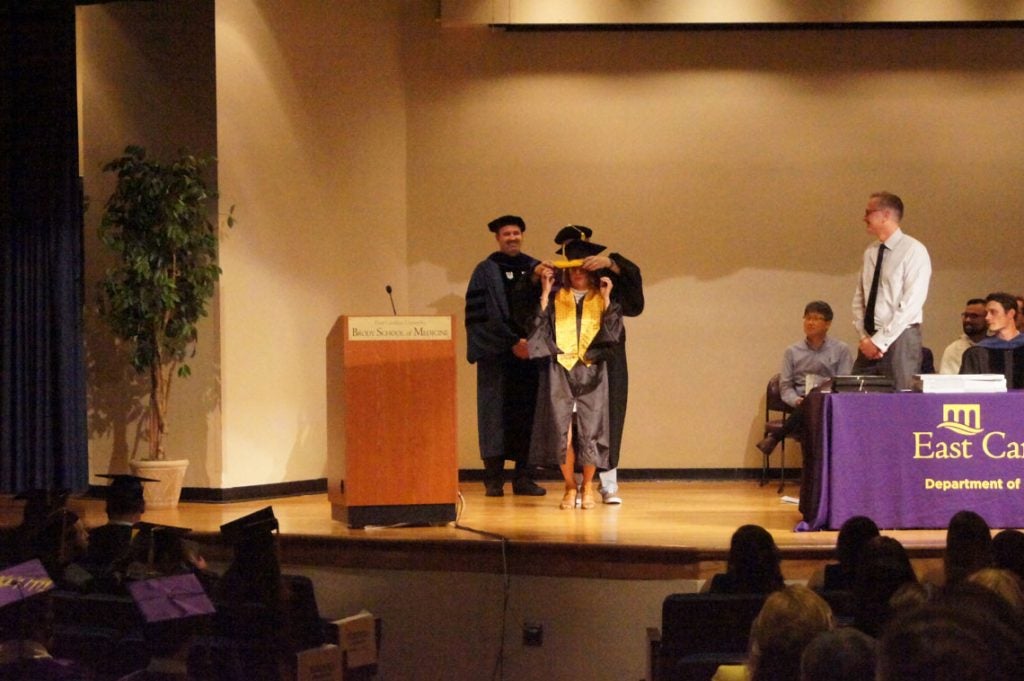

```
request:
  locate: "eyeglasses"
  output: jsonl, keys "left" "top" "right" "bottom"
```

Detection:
{"left": 864, "top": 208, "right": 885, "bottom": 217}
{"left": 803, "top": 314, "right": 829, "bottom": 322}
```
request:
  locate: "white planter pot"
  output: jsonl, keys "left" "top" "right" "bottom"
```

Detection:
{"left": 129, "top": 459, "right": 189, "bottom": 510}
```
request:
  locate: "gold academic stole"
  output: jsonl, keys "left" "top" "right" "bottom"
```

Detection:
{"left": 554, "top": 288, "right": 603, "bottom": 371}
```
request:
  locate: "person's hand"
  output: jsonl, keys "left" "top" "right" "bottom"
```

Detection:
{"left": 581, "top": 255, "right": 614, "bottom": 272}
{"left": 534, "top": 261, "right": 555, "bottom": 280}
{"left": 599, "top": 276, "right": 613, "bottom": 307}
{"left": 539, "top": 269, "right": 555, "bottom": 310}
{"left": 859, "top": 336, "right": 884, "bottom": 360}
{"left": 512, "top": 338, "right": 530, "bottom": 359}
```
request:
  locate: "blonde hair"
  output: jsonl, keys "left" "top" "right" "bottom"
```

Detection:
{"left": 749, "top": 585, "right": 834, "bottom": 681}
{"left": 968, "top": 568, "right": 1024, "bottom": 611}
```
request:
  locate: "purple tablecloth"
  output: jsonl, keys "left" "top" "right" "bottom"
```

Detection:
{"left": 800, "top": 391, "right": 1024, "bottom": 530}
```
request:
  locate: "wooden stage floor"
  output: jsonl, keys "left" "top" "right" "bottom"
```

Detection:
{"left": 20, "top": 480, "right": 954, "bottom": 581}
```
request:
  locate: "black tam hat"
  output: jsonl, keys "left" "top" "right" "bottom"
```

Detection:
{"left": 488, "top": 215, "right": 526, "bottom": 233}
{"left": 553, "top": 224, "right": 593, "bottom": 245}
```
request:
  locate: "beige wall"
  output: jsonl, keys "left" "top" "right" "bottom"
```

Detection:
{"left": 81, "top": 1, "right": 1023, "bottom": 489}
{"left": 78, "top": 0, "right": 221, "bottom": 486}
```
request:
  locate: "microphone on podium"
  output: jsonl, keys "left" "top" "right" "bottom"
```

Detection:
{"left": 385, "top": 284, "right": 397, "bottom": 315}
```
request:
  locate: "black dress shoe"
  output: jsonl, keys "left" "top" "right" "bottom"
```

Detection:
{"left": 512, "top": 478, "right": 547, "bottom": 496}
{"left": 484, "top": 481, "right": 504, "bottom": 497}
{"left": 756, "top": 435, "right": 779, "bottom": 456}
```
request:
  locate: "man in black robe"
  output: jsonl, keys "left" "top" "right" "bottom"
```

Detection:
{"left": 550, "top": 226, "right": 644, "bottom": 504}
{"left": 465, "top": 215, "right": 546, "bottom": 497}
{"left": 960, "top": 291, "right": 1024, "bottom": 388}
{"left": 81, "top": 474, "right": 153, "bottom": 585}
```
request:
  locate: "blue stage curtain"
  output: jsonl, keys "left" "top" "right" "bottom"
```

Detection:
{"left": 1, "top": 0, "right": 88, "bottom": 493}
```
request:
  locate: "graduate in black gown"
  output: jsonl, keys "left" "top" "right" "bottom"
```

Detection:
{"left": 528, "top": 238, "right": 622, "bottom": 510}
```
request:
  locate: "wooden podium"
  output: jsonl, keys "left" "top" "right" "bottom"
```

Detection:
{"left": 326, "top": 315, "right": 458, "bottom": 528}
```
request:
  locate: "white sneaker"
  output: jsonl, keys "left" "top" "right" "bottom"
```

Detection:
{"left": 601, "top": 491, "right": 622, "bottom": 505}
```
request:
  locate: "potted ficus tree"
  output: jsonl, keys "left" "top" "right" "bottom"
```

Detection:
{"left": 97, "top": 145, "right": 234, "bottom": 508}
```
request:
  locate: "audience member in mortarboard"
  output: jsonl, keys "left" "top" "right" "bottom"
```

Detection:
{"left": 4, "top": 490, "right": 72, "bottom": 566}
{"left": 81, "top": 473, "right": 154, "bottom": 589}
{"left": 545, "top": 224, "right": 644, "bottom": 506}
{"left": 465, "top": 215, "right": 549, "bottom": 498}
{"left": 124, "top": 523, "right": 219, "bottom": 594}
{"left": 213, "top": 507, "right": 323, "bottom": 675}
{"left": 6, "top": 491, "right": 88, "bottom": 586}
{"left": 0, "top": 560, "right": 88, "bottom": 680}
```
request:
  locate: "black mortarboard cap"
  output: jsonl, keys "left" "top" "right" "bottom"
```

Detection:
{"left": 98, "top": 473, "right": 158, "bottom": 503}
{"left": 13, "top": 489, "right": 71, "bottom": 525}
{"left": 553, "top": 224, "right": 593, "bottom": 245}
{"left": 219, "top": 506, "right": 279, "bottom": 545}
{"left": 132, "top": 522, "right": 195, "bottom": 568}
{"left": 554, "top": 238, "right": 606, "bottom": 266}
{"left": 487, "top": 214, "right": 526, "bottom": 233}
{"left": 128, "top": 573, "right": 215, "bottom": 624}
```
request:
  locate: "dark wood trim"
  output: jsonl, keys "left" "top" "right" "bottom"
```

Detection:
{"left": 87, "top": 478, "right": 328, "bottom": 503}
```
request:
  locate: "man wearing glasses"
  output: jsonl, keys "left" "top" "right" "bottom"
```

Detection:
{"left": 851, "top": 191, "right": 932, "bottom": 390}
{"left": 756, "top": 301, "right": 852, "bottom": 457}
{"left": 939, "top": 299, "right": 989, "bottom": 374}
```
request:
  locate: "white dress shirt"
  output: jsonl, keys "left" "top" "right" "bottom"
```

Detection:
{"left": 852, "top": 228, "right": 931, "bottom": 352}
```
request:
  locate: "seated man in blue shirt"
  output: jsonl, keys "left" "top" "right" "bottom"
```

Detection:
{"left": 757, "top": 301, "right": 853, "bottom": 456}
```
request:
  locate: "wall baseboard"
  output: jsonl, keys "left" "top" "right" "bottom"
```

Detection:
{"left": 86, "top": 469, "right": 796, "bottom": 503}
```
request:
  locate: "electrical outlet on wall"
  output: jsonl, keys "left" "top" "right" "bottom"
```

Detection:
{"left": 522, "top": 622, "right": 543, "bottom": 647}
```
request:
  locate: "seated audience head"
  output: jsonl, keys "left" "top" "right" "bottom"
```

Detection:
{"left": 879, "top": 583, "right": 1024, "bottom": 681}
{"left": 992, "top": 528, "right": 1024, "bottom": 581}
{"left": 98, "top": 473, "right": 153, "bottom": 521}
{"left": 944, "top": 509, "right": 993, "bottom": 586}
{"left": 726, "top": 524, "right": 784, "bottom": 594}
{"left": 984, "top": 292, "right": 1020, "bottom": 339}
{"left": 801, "top": 301, "right": 834, "bottom": 342}
{"left": 748, "top": 584, "right": 833, "bottom": 681}
{"left": 853, "top": 535, "right": 917, "bottom": 637}
{"left": 835, "top": 515, "right": 880, "bottom": 574}
{"left": 802, "top": 300, "right": 833, "bottom": 322}
{"left": 967, "top": 567, "right": 1024, "bottom": 612}
{"left": 959, "top": 298, "right": 989, "bottom": 342}
{"left": 799, "top": 627, "right": 876, "bottom": 681}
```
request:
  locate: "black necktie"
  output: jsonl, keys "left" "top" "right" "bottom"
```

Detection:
{"left": 864, "top": 243, "right": 886, "bottom": 335}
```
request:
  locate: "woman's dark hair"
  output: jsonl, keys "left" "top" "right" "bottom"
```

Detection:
{"left": 992, "top": 529, "right": 1024, "bottom": 582}
{"left": 944, "top": 509, "right": 993, "bottom": 586}
{"left": 835, "top": 516, "right": 880, "bottom": 572}
{"left": 853, "top": 535, "right": 917, "bottom": 637}
{"left": 727, "top": 524, "right": 785, "bottom": 594}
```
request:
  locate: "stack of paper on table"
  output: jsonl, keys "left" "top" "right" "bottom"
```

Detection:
{"left": 912, "top": 374, "right": 1007, "bottom": 393}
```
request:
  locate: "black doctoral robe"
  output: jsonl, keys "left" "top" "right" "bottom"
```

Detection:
{"left": 960, "top": 344, "right": 1024, "bottom": 388}
{"left": 465, "top": 252, "right": 541, "bottom": 462}
{"left": 602, "top": 253, "right": 644, "bottom": 469}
